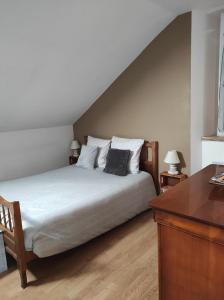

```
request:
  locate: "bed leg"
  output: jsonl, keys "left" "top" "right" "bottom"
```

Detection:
{"left": 17, "top": 261, "right": 27, "bottom": 289}
{"left": 13, "top": 201, "right": 28, "bottom": 288}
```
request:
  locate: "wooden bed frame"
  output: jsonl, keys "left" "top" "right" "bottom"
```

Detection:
{"left": 0, "top": 139, "right": 159, "bottom": 288}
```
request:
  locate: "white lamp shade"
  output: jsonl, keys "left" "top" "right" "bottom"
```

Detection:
{"left": 71, "top": 140, "right": 80, "bottom": 150}
{"left": 164, "top": 150, "right": 180, "bottom": 164}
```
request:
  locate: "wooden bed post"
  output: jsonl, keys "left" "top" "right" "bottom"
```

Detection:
{"left": 13, "top": 202, "right": 27, "bottom": 288}
{"left": 0, "top": 198, "right": 28, "bottom": 288}
{"left": 151, "top": 141, "right": 159, "bottom": 195}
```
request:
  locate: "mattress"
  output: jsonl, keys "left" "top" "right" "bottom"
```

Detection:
{"left": 0, "top": 166, "right": 156, "bottom": 257}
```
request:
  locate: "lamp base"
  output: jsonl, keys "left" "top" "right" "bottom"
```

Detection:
{"left": 168, "top": 164, "right": 179, "bottom": 175}
{"left": 72, "top": 150, "right": 79, "bottom": 157}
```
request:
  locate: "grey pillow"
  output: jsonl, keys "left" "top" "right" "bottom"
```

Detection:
{"left": 104, "top": 148, "right": 131, "bottom": 176}
{"left": 76, "top": 145, "right": 98, "bottom": 170}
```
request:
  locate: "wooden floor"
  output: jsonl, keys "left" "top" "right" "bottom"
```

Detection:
{"left": 0, "top": 211, "right": 158, "bottom": 300}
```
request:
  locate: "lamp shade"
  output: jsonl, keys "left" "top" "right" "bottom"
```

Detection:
{"left": 164, "top": 150, "right": 180, "bottom": 164}
{"left": 71, "top": 140, "right": 80, "bottom": 150}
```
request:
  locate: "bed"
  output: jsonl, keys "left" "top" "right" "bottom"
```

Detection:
{"left": 0, "top": 140, "right": 159, "bottom": 288}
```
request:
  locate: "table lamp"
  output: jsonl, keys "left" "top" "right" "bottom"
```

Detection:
{"left": 70, "top": 140, "right": 80, "bottom": 157}
{"left": 164, "top": 150, "right": 180, "bottom": 175}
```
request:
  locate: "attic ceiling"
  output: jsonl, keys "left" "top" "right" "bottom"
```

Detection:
{"left": 0, "top": 0, "right": 222, "bottom": 132}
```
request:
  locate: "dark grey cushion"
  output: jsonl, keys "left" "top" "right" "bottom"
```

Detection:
{"left": 104, "top": 148, "right": 130, "bottom": 176}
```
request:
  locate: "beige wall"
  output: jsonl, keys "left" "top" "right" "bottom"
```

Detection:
{"left": 74, "top": 13, "right": 191, "bottom": 174}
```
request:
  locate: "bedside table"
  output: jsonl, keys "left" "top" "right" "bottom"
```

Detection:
{"left": 69, "top": 156, "right": 78, "bottom": 165}
{"left": 160, "top": 171, "right": 188, "bottom": 193}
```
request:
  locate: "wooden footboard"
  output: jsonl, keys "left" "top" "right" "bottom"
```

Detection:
{"left": 0, "top": 196, "right": 35, "bottom": 288}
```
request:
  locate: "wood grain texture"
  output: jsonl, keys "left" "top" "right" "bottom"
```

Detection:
{"left": 152, "top": 165, "right": 224, "bottom": 300}
{"left": 151, "top": 164, "right": 224, "bottom": 229}
{"left": 158, "top": 223, "right": 224, "bottom": 300}
{"left": 0, "top": 197, "right": 32, "bottom": 288}
{"left": 160, "top": 172, "right": 188, "bottom": 192}
{"left": 0, "top": 211, "right": 158, "bottom": 300}
{"left": 69, "top": 155, "right": 78, "bottom": 165}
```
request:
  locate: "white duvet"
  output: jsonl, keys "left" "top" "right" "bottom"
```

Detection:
{"left": 0, "top": 166, "right": 156, "bottom": 257}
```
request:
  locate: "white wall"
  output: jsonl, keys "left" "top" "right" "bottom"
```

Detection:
{"left": 0, "top": 126, "right": 73, "bottom": 181}
{"left": 0, "top": 0, "right": 175, "bottom": 132}
{"left": 191, "top": 8, "right": 223, "bottom": 174}
{"left": 202, "top": 140, "right": 224, "bottom": 167}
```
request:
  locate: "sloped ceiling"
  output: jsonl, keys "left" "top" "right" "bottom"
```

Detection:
{"left": 0, "top": 0, "right": 222, "bottom": 131}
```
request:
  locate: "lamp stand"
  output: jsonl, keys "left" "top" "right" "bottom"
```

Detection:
{"left": 72, "top": 149, "right": 79, "bottom": 157}
{"left": 168, "top": 164, "right": 179, "bottom": 175}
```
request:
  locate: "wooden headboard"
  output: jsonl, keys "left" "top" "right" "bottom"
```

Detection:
{"left": 83, "top": 137, "right": 159, "bottom": 195}
{"left": 139, "top": 141, "right": 159, "bottom": 195}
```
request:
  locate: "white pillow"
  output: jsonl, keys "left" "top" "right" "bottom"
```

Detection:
{"left": 87, "top": 136, "right": 111, "bottom": 168}
{"left": 111, "top": 136, "right": 144, "bottom": 174}
{"left": 76, "top": 145, "right": 98, "bottom": 170}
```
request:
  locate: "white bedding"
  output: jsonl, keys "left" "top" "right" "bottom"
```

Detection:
{"left": 0, "top": 166, "right": 156, "bottom": 257}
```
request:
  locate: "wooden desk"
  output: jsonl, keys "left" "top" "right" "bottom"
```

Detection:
{"left": 151, "top": 164, "right": 224, "bottom": 300}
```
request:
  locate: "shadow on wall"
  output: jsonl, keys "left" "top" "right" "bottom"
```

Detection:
{"left": 177, "top": 151, "right": 186, "bottom": 171}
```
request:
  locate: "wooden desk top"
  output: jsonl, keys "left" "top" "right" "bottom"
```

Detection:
{"left": 151, "top": 164, "right": 224, "bottom": 229}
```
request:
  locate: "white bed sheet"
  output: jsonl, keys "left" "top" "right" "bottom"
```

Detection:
{"left": 0, "top": 166, "right": 156, "bottom": 257}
